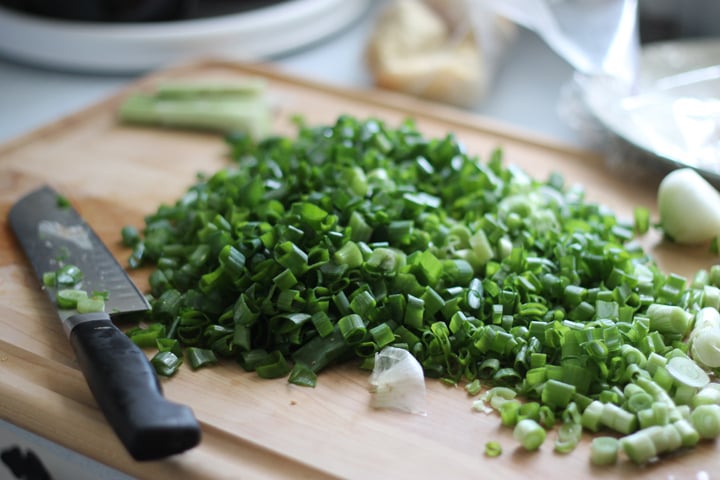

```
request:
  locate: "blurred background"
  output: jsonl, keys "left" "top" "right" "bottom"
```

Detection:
{"left": 1, "top": 1, "right": 719, "bottom": 478}
{"left": 1, "top": 0, "right": 718, "bottom": 183}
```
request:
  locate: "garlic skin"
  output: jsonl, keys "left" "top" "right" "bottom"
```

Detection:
{"left": 368, "top": 346, "right": 427, "bottom": 415}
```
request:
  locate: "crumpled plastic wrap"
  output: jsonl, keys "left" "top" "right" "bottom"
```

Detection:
{"left": 366, "top": 0, "right": 639, "bottom": 107}
{"left": 561, "top": 39, "right": 720, "bottom": 183}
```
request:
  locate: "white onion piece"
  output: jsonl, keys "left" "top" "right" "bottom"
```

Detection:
{"left": 658, "top": 168, "right": 720, "bottom": 244}
{"left": 690, "top": 307, "right": 720, "bottom": 369}
{"left": 368, "top": 346, "right": 426, "bottom": 415}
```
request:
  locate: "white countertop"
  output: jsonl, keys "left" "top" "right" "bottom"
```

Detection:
{"left": 0, "top": 3, "right": 583, "bottom": 479}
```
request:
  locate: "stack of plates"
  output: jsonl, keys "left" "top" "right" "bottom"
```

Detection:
{"left": 0, "top": 0, "right": 372, "bottom": 73}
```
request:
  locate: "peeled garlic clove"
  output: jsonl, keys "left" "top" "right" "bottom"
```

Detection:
{"left": 368, "top": 346, "right": 426, "bottom": 415}
{"left": 658, "top": 168, "right": 720, "bottom": 244}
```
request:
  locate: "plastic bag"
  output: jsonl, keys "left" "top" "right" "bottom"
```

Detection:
{"left": 365, "top": 0, "right": 639, "bottom": 107}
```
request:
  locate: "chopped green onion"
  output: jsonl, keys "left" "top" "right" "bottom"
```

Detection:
{"left": 646, "top": 304, "right": 692, "bottom": 336}
{"left": 76, "top": 296, "right": 105, "bottom": 314}
{"left": 513, "top": 418, "right": 546, "bottom": 451}
{"left": 151, "top": 351, "right": 182, "bottom": 377}
{"left": 666, "top": 356, "right": 710, "bottom": 389}
{"left": 602, "top": 402, "right": 637, "bottom": 435}
{"left": 554, "top": 422, "right": 582, "bottom": 454}
{"left": 116, "top": 115, "right": 720, "bottom": 468}
{"left": 493, "top": 400, "right": 519, "bottom": 426}
{"left": 590, "top": 436, "right": 619, "bottom": 465}
{"left": 288, "top": 362, "right": 318, "bottom": 387}
{"left": 255, "top": 351, "right": 291, "bottom": 379}
{"left": 338, "top": 314, "right": 367, "bottom": 344}
{"left": 689, "top": 307, "right": 720, "bottom": 369}
{"left": 186, "top": 347, "right": 218, "bottom": 369}
{"left": 121, "top": 225, "right": 141, "bottom": 247}
{"left": 42, "top": 271, "right": 56, "bottom": 287}
{"left": 619, "top": 429, "right": 657, "bottom": 464}
{"left": 465, "top": 379, "right": 482, "bottom": 396}
{"left": 55, "top": 264, "right": 83, "bottom": 287}
{"left": 56, "top": 289, "right": 88, "bottom": 309}
{"left": 690, "top": 404, "right": 720, "bottom": 439}
{"left": 691, "top": 386, "right": 720, "bottom": 407}
{"left": 673, "top": 418, "right": 700, "bottom": 447}
{"left": 541, "top": 379, "right": 576, "bottom": 409}
{"left": 633, "top": 206, "right": 650, "bottom": 235}
{"left": 484, "top": 440, "right": 502, "bottom": 457}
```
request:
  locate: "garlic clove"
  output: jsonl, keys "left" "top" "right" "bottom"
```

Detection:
{"left": 368, "top": 346, "right": 427, "bottom": 415}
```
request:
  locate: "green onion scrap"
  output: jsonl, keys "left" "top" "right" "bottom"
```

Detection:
{"left": 123, "top": 115, "right": 720, "bottom": 466}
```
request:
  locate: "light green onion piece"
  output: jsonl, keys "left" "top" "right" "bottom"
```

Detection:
{"left": 55, "top": 264, "right": 84, "bottom": 287}
{"left": 692, "top": 386, "right": 720, "bottom": 407}
{"left": 498, "top": 400, "right": 521, "bottom": 426}
{"left": 76, "top": 296, "right": 105, "bottom": 314}
{"left": 689, "top": 307, "right": 720, "bottom": 369}
{"left": 648, "top": 424, "right": 682, "bottom": 454}
{"left": 633, "top": 206, "right": 650, "bottom": 234}
{"left": 581, "top": 401, "right": 604, "bottom": 432}
{"left": 690, "top": 404, "right": 720, "bottom": 439}
{"left": 255, "top": 351, "right": 292, "bottom": 379}
{"left": 666, "top": 356, "right": 710, "bottom": 389}
{"left": 485, "top": 386, "right": 517, "bottom": 410}
{"left": 646, "top": 304, "right": 692, "bottom": 336}
{"left": 42, "top": 271, "right": 56, "bottom": 287}
{"left": 484, "top": 440, "right": 502, "bottom": 457}
{"left": 590, "top": 436, "right": 619, "bottom": 466}
{"left": 465, "top": 379, "right": 482, "bottom": 396}
{"left": 56, "top": 289, "right": 89, "bottom": 309}
{"left": 151, "top": 351, "right": 182, "bottom": 377}
{"left": 620, "top": 429, "right": 657, "bottom": 464}
{"left": 513, "top": 419, "right": 546, "bottom": 451}
{"left": 601, "top": 403, "right": 637, "bottom": 435}
{"left": 626, "top": 391, "right": 654, "bottom": 413}
{"left": 673, "top": 419, "right": 700, "bottom": 447}
{"left": 554, "top": 422, "right": 582, "bottom": 454}
{"left": 541, "top": 379, "right": 576, "bottom": 409}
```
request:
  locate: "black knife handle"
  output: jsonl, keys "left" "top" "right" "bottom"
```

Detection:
{"left": 67, "top": 313, "right": 201, "bottom": 461}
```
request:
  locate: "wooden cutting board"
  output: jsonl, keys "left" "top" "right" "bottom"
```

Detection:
{"left": 1, "top": 60, "right": 717, "bottom": 480}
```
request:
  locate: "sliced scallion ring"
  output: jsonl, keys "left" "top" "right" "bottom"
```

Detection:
{"left": 666, "top": 356, "right": 710, "bottom": 389}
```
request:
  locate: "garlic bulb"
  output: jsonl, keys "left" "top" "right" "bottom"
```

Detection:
{"left": 368, "top": 346, "right": 427, "bottom": 415}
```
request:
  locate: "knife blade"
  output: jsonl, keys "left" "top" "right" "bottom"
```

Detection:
{"left": 8, "top": 185, "right": 201, "bottom": 461}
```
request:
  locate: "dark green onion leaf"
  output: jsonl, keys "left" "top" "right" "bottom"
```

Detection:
{"left": 288, "top": 362, "right": 318, "bottom": 387}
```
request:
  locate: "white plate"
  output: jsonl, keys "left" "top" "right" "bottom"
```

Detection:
{"left": 583, "top": 38, "right": 720, "bottom": 180}
{"left": 0, "top": 0, "right": 372, "bottom": 73}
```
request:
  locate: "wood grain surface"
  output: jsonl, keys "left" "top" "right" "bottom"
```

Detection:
{"left": 0, "top": 60, "right": 717, "bottom": 480}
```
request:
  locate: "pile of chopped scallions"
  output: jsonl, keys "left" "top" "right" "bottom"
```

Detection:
{"left": 123, "top": 115, "right": 720, "bottom": 466}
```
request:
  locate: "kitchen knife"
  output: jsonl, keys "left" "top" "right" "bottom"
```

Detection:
{"left": 8, "top": 185, "right": 201, "bottom": 461}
